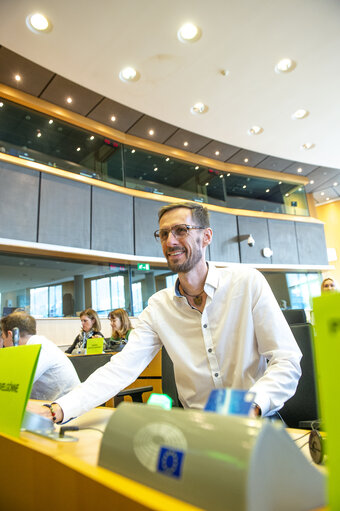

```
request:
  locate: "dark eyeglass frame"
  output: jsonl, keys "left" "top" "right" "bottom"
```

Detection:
{"left": 154, "top": 224, "right": 205, "bottom": 242}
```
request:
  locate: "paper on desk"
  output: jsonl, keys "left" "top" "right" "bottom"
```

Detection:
{"left": 86, "top": 337, "right": 104, "bottom": 355}
{"left": 313, "top": 292, "right": 340, "bottom": 510}
{"left": 0, "top": 344, "right": 41, "bottom": 437}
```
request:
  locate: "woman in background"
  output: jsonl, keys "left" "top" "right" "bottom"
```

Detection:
{"left": 66, "top": 308, "right": 103, "bottom": 354}
{"left": 105, "top": 308, "right": 132, "bottom": 351}
{"left": 321, "top": 277, "right": 338, "bottom": 294}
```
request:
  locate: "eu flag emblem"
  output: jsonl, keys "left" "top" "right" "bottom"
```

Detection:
{"left": 157, "top": 447, "right": 185, "bottom": 478}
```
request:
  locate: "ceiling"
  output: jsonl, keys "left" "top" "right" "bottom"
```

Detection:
{"left": 0, "top": 0, "right": 340, "bottom": 205}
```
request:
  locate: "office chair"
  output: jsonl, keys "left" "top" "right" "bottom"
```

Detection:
{"left": 279, "top": 323, "right": 319, "bottom": 428}
{"left": 69, "top": 353, "right": 153, "bottom": 406}
{"left": 161, "top": 347, "right": 181, "bottom": 407}
{"left": 282, "top": 308, "right": 307, "bottom": 325}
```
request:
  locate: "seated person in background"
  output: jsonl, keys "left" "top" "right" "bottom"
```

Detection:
{"left": 105, "top": 308, "right": 133, "bottom": 352}
{"left": 1, "top": 311, "right": 80, "bottom": 400}
{"left": 321, "top": 277, "right": 338, "bottom": 294}
{"left": 65, "top": 308, "right": 104, "bottom": 354}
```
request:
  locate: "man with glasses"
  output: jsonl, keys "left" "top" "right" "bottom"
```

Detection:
{"left": 29, "top": 202, "right": 301, "bottom": 423}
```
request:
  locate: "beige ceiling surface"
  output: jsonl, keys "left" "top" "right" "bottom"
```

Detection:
{"left": 0, "top": 0, "right": 340, "bottom": 177}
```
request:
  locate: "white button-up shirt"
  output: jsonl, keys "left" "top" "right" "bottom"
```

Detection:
{"left": 58, "top": 264, "right": 302, "bottom": 422}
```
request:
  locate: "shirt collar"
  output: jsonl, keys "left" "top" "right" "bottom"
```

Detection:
{"left": 173, "top": 262, "right": 218, "bottom": 299}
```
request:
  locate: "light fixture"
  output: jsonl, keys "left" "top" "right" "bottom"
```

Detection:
{"left": 148, "top": 129, "right": 154, "bottom": 136}
{"left": 301, "top": 142, "right": 315, "bottom": 150}
{"left": 131, "top": 149, "right": 135, "bottom": 153}
{"left": 227, "top": 173, "right": 230, "bottom": 177}
{"left": 248, "top": 125, "right": 263, "bottom": 135}
{"left": 36, "top": 132, "right": 41, "bottom": 138}
{"left": 154, "top": 167, "right": 158, "bottom": 172}
{"left": 48, "top": 119, "right": 53, "bottom": 125}
{"left": 26, "top": 13, "right": 52, "bottom": 33}
{"left": 297, "top": 168, "right": 303, "bottom": 173}
{"left": 244, "top": 158, "right": 249, "bottom": 163}
{"left": 195, "top": 166, "right": 199, "bottom": 170}
{"left": 0, "top": 102, "right": 4, "bottom": 108}
{"left": 15, "top": 74, "right": 21, "bottom": 82}
{"left": 219, "top": 69, "right": 229, "bottom": 77}
{"left": 320, "top": 192, "right": 325, "bottom": 196}
{"left": 165, "top": 157, "right": 170, "bottom": 162}
{"left": 215, "top": 150, "right": 220, "bottom": 156}
{"left": 285, "top": 193, "right": 289, "bottom": 197}
{"left": 275, "top": 58, "right": 296, "bottom": 73}
{"left": 219, "top": 174, "right": 223, "bottom": 179}
{"left": 76, "top": 147, "right": 81, "bottom": 152}
{"left": 119, "top": 67, "right": 140, "bottom": 83}
{"left": 309, "top": 180, "right": 314, "bottom": 184}
{"left": 243, "top": 185, "right": 247, "bottom": 189}
{"left": 177, "top": 22, "right": 201, "bottom": 43}
{"left": 279, "top": 181, "right": 282, "bottom": 185}
{"left": 183, "top": 141, "right": 188, "bottom": 147}
{"left": 190, "top": 102, "right": 208, "bottom": 115}
{"left": 111, "top": 115, "right": 116, "bottom": 122}
{"left": 326, "top": 197, "right": 330, "bottom": 201}
{"left": 333, "top": 182, "right": 338, "bottom": 186}
{"left": 90, "top": 136, "right": 95, "bottom": 141}
{"left": 66, "top": 97, "right": 73, "bottom": 104}
{"left": 266, "top": 189, "right": 270, "bottom": 193}
{"left": 205, "top": 182, "right": 209, "bottom": 186}
{"left": 292, "top": 109, "right": 309, "bottom": 120}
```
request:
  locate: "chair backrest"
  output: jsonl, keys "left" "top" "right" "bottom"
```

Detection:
{"left": 69, "top": 353, "right": 112, "bottom": 382}
{"left": 282, "top": 308, "right": 307, "bottom": 325}
{"left": 279, "top": 323, "right": 319, "bottom": 428}
{"left": 161, "top": 348, "right": 181, "bottom": 407}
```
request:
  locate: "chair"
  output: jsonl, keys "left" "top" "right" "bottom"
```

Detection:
{"left": 282, "top": 308, "right": 307, "bottom": 325}
{"left": 279, "top": 323, "right": 319, "bottom": 428}
{"left": 69, "top": 353, "right": 153, "bottom": 406}
{"left": 161, "top": 347, "right": 181, "bottom": 407}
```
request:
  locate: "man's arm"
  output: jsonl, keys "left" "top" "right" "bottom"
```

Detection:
{"left": 249, "top": 271, "right": 302, "bottom": 416}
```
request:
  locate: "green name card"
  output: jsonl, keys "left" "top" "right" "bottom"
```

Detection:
{"left": 86, "top": 337, "right": 104, "bottom": 355}
{"left": 0, "top": 344, "right": 41, "bottom": 437}
{"left": 313, "top": 292, "right": 340, "bottom": 509}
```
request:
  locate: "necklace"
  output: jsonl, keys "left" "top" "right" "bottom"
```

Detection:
{"left": 180, "top": 283, "right": 205, "bottom": 306}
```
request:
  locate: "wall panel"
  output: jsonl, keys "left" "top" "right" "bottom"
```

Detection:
{"left": 268, "top": 219, "right": 299, "bottom": 264}
{"left": 134, "top": 198, "right": 165, "bottom": 257}
{"left": 237, "top": 216, "right": 271, "bottom": 264}
{"left": 295, "top": 222, "right": 328, "bottom": 265}
{"left": 209, "top": 211, "right": 240, "bottom": 263}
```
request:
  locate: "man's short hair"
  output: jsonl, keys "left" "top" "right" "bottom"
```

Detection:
{"left": 0, "top": 311, "right": 36, "bottom": 336}
{"left": 158, "top": 202, "right": 210, "bottom": 227}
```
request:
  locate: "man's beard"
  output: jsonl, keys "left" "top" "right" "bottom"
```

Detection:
{"left": 166, "top": 241, "right": 203, "bottom": 273}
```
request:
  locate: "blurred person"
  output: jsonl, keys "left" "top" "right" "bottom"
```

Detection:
{"left": 105, "top": 308, "right": 132, "bottom": 351}
{"left": 65, "top": 308, "right": 104, "bottom": 354}
{"left": 321, "top": 277, "right": 338, "bottom": 294}
{"left": 1, "top": 311, "right": 80, "bottom": 400}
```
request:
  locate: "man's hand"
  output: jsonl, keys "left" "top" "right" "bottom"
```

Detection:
{"left": 26, "top": 400, "right": 64, "bottom": 423}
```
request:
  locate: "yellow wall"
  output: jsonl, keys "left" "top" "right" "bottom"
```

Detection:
{"left": 316, "top": 200, "right": 340, "bottom": 283}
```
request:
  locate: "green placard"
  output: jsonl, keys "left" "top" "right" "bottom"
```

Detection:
{"left": 137, "top": 263, "right": 150, "bottom": 271}
{"left": 0, "top": 344, "right": 41, "bottom": 437}
{"left": 313, "top": 293, "right": 340, "bottom": 509}
{"left": 86, "top": 337, "right": 104, "bottom": 355}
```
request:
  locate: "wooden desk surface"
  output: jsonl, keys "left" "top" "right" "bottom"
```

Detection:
{"left": 0, "top": 407, "right": 327, "bottom": 511}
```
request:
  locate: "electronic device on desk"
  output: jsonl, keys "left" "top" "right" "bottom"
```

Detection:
{"left": 21, "top": 411, "right": 78, "bottom": 443}
{"left": 98, "top": 402, "right": 326, "bottom": 511}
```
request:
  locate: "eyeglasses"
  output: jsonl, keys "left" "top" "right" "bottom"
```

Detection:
{"left": 154, "top": 224, "right": 205, "bottom": 242}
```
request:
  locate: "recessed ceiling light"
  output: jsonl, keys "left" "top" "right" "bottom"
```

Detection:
{"left": 285, "top": 193, "right": 289, "bottom": 197}
{"left": 244, "top": 158, "right": 249, "bottom": 163}
{"left": 219, "top": 174, "right": 223, "bottom": 179}
{"left": 195, "top": 166, "right": 199, "bottom": 170}
{"left": 48, "top": 119, "right": 53, "bottom": 125}
{"left": 111, "top": 115, "right": 116, "bottom": 122}
{"left": 333, "top": 182, "right": 338, "bottom": 186}
{"left": 177, "top": 22, "right": 201, "bottom": 43}
{"left": 298, "top": 188, "right": 302, "bottom": 191}
{"left": 66, "top": 97, "right": 73, "bottom": 104}
{"left": 275, "top": 58, "right": 296, "bottom": 73}
{"left": 119, "top": 67, "right": 140, "bottom": 82}
{"left": 148, "top": 129, "right": 154, "bottom": 136}
{"left": 205, "top": 182, "right": 209, "bottom": 186}
{"left": 297, "top": 168, "right": 303, "bottom": 173}
{"left": 190, "top": 102, "right": 208, "bottom": 114}
{"left": 309, "top": 180, "right": 314, "bottom": 184}
{"left": 266, "top": 189, "right": 270, "bottom": 193}
{"left": 183, "top": 141, "right": 189, "bottom": 147}
{"left": 215, "top": 150, "right": 220, "bottom": 156}
{"left": 219, "top": 69, "right": 229, "bottom": 77}
{"left": 131, "top": 149, "right": 135, "bottom": 153}
{"left": 15, "top": 74, "right": 21, "bottom": 82}
{"left": 26, "top": 13, "right": 52, "bottom": 33}
{"left": 279, "top": 181, "right": 282, "bottom": 184}
{"left": 227, "top": 173, "right": 230, "bottom": 177}
{"left": 248, "top": 125, "right": 263, "bottom": 135}
{"left": 0, "top": 102, "right": 4, "bottom": 108}
{"left": 243, "top": 185, "right": 247, "bottom": 189}
{"left": 36, "top": 132, "right": 41, "bottom": 138}
{"left": 76, "top": 147, "right": 81, "bottom": 152}
{"left": 154, "top": 167, "right": 158, "bottom": 172}
{"left": 292, "top": 109, "right": 309, "bottom": 120}
{"left": 301, "top": 142, "right": 315, "bottom": 150}
{"left": 90, "top": 136, "right": 95, "bottom": 141}
{"left": 326, "top": 197, "right": 330, "bottom": 201}
{"left": 321, "top": 192, "right": 325, "bottom": 196}
{"left": 165, "top": 157, "right": 170, "bottom": 162}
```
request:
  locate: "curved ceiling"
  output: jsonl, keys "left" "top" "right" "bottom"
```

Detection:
{"left": 0, "top": 0, "right": 340, "bottom": 204}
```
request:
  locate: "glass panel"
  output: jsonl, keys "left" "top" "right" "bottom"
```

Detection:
{"left": 263, "top": 271, "right": 322, "bottom": 311}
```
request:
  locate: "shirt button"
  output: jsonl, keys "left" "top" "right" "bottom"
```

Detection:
{"left": 203, "top": 324, "right": 207, "bottom": 328}
{"left": 215, "top": 373, "right": 219, "bottom": 377}
{"left": 208, "top": 348, "right": 212, "bottom": 353}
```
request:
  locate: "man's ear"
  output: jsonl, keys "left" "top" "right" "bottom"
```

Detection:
{"left": 202, "top": 228, "right": 213, "bottom": 247}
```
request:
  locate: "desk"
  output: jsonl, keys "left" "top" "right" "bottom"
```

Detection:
{"left": 0, "top": 407, "right": 201, "bottom": 511}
